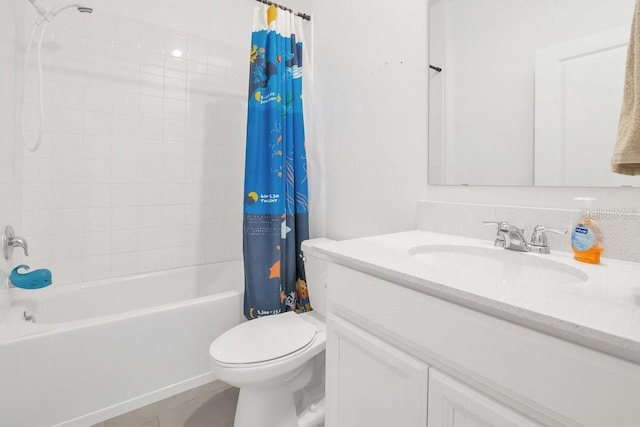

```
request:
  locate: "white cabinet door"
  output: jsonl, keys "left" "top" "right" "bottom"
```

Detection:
{"left": 428, "top": 369, "right": 540, "bottom": 427}
{"left": 325, "top": 315, "right": 429, "bottom": 427}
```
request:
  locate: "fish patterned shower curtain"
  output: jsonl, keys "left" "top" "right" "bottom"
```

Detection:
{"left": 243, "top": 5, "right": 311, "bottom": 319}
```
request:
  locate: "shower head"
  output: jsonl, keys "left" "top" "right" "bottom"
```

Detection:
{"left": 28, "top": 0, "right": 94, "bottom": 22}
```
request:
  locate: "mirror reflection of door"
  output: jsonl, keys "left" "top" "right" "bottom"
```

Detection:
{"left": 428, "top": 0, "right": 637, "bottom": 187}
{"left": 535, "top": 26, "right": 634, "bottom": 187}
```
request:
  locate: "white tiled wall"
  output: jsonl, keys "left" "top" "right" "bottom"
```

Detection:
{"left": 0, "top": 0, "right": 23, "bottom": 317}
{"left": 20, "top": 9, "right": 247, "bottom": 284}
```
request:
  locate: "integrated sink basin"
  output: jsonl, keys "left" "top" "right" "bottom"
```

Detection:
{"left": 408, "top": 245, "right": 588, "bottom": 288}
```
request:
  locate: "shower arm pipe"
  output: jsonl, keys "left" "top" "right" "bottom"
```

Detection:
{"left": 254, "top": 0, "right": 311, "bottom": 21}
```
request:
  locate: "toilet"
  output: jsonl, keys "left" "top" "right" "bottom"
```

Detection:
{"left": 209, "top": 238, "right": 332, "bottom": 427}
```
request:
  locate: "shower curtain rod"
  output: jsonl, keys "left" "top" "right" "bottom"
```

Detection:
{"left": 254, "top": 0, "right": 311, "bottom": 21}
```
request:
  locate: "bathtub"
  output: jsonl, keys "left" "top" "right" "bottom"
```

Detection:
{"left": 0, "top": 261, "right": 244, "bottom": 427}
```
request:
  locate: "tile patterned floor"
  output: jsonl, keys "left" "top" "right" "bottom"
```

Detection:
{"left": 94, "top": 380, "right": 325, "bottom": 427}
{"left": 93, "top": 381, "right": 239, "bottom": 427}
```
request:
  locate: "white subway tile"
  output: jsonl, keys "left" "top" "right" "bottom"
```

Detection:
{"left": 51, "top": 208, "right": 81, "bottom": 234}
{"left": 139, "top": 95, "right": 163, "bottom": 118}
{"left": 51, "top": 81, "right": 84, "bottom": 110}
{"left": 112, "top": 206, "right": 138, "bottom": 230}
{"left": 83, "top": 183, "right": 111, "bottom": 208}
{"left": 84, "top": 135, "right": 112, "bottom": 159}
{"left": 82, "top": 255, "right": 111, "bottom": 281}
{"left": 111, "top": 252, "right": 138, "bottom": 277}
{"left": 112, "top": 137, "right": 138, "bottom": 161}
{"left": 138, "top": 161, "right": 162, "bottom": 183}
{"left": 52, "top": 107, "right": 84, "bottom": 134}
{"left": 83, "top": 207, "right": 111, "bottom": 232}
{"left": 162, "top": 205, "right": 184, "bottom": 227}
{"left": 22, "top": 209, "right": 51, "bottom": 236}
{"left": 84, "top": 111, "right": 113, "bottom": 136}
{"left": 111, "top": 183, "right": 138, "bottom": 206}
{"left": 113, "top": 68, "right": 140, "bottom": 94}
{"left": 163, "top": 99, "right": 186, "bottom": 122}
{"left": 114, "top": 18, "right": 141, "bottom": 48}
{"left": 165, "top": 34, "right": 187, "bottom": 58}
{"left": 51, "top": 133, "right": 83, "bottom": 159}
{"left": 111, "top": 161, "right": 138, "bottom": 183}
{"left": 114, "top": 45, "right": 140, "bottom": 71}
{"left": 111, "top": 229, "right": 138, "bottom": 253}
{"left": 163, "top": 120, "right": 185, "bottom": 142}
{"left": 83, "top": 231, "right": 111, "bottom": 256}
{"left": 162, "top": 162, "right": 185, "bottom": 184}
{"left": 138, "top": 249, "right": 161, "bottom": 273}
{"left": 85, "top": 13, "right": 114, "bottom": 42}
{"left": 22, "top": 184, "right": 52, "bottom": 210}
{"left": 140, "top": 73, "right": 164, "bottom": 97}
{"left": 138, "top": 227, "right": 162, "bottom": 250}
{"left": 50, "top": 233, "right": 82, "bottom": 260}
{"left": 138, "top": 183, "right": 162, "bottom": 206}
{"left": 162, "top": 183, "right": 185, "bottom": 205}
{"left": 164, "top": 77, "right": 186, "bottom": 100}
{"left": 52, "top": 158, "right": 83, "bottom": 184}
{"left": 140, "top": 24, "right": 165, "bottom": 54}
{"left": 51, "top": 184, "right": 83, "bottom": 209}
{"left": 52, "top": 257, "right": 83, "bottom": 285}
{"left": 140, "top": 51, "right": 165, "bottom": 76}
{"left": 83, "top": 159, "right": 111, "bottom": 184}
{"left": 84, "top": 85, "right": 113, "bottom": 113}
{"left": 138, "top": 206, "right": 162, "bottom": 228}
{"left": 162, "top": 246, "right": 184, "bottom": 269}
{"left": 139, "top": 117, "right": 163, "bottom": 140}
{"left": 113, "top": 91, "right": 139, "bottom": 116}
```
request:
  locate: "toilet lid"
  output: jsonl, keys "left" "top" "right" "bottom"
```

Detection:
{"left": 210, "top": 311, "right": 317, "bottom": 365}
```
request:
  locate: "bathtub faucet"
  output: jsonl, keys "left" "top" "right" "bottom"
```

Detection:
{"left": 3, "top": 226, "right": 28, "bottom": 260}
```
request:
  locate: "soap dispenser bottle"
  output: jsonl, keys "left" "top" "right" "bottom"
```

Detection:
{"left": 571, "top": 197, "right": 604, "bottom": 264}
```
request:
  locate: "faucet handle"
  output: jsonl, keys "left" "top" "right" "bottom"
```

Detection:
{"left": 530, "top": 225, "right": 567, "bottom": 251}
{"left": 483, "top": 220, "right": 508, "bottom": 231}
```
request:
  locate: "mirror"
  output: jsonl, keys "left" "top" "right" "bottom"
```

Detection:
{"left": 428, "top": 0, "right": 637, "bottom": 187}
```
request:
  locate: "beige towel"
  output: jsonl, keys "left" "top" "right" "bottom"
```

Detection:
{"left": 613, "top": 1, "right": 640, "bottom": 175}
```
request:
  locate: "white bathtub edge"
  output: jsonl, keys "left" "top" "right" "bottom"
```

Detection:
{"left": 53, "top": 371, "right": 219, "bottom": 427}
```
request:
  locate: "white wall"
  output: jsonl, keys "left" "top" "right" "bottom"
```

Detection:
{"left": 436, "top": 0, "right": 635, "bottom": 186}
{"left": 313, "top": 0, "right": 429, "bottom": 240}
{"left": 18, "top": 2, "right": 252, "bottom": 285}
{"left": 312, "top": 0, "right": 640, "bottom": 240}
{"left": 0, "top": 0, "right": 23, "bottom": 320}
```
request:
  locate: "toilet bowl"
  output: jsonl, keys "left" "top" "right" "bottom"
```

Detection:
{"left": 209, "top": 238, "right": 333, "bottom": 427}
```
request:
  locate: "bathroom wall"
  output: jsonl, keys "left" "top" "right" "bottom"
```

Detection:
{"left": 19, "top": 4, "right": 251, "bottom": 285}
{"left": 434, "top": 0, "right": 635, "bottom": 186}
{"left": 312, "top": 0, "right": 429, "bottom": 240}
{"left": 17, "top": 0, "right": 319, "bottom": 285}
{"left": 313, "top": 0, "right": 640, "bottom": 242}
{"left": 0, "top": 0, "right": 24, "bottom": 319}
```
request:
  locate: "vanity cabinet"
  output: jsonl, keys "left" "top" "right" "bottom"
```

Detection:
{"left": 325, "top": 315, "right": 429, "bottom": 427}
{"left": 325, "top": 262, "right": 640, "bottom": 427}
{"left": 427, "top": 369, "right": 539, "bottom": 427}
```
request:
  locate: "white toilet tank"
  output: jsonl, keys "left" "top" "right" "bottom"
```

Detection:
{"left": 301, "top": 238, "right": 334, "bottom": 318}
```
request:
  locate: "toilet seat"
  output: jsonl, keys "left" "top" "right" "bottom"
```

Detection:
{"left": 210, "top": 311, "right": 317, "bottom": 365}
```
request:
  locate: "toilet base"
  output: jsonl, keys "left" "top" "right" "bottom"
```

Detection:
{"left": 234, "top": 384, "right": 298, "bottom": 427}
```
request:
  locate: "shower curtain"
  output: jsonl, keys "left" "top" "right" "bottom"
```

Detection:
{"left": 243, "top": 5, "right": 311, "bottom": 319}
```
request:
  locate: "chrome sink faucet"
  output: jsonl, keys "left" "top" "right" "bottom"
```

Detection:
{"left": 483, "top": 221, "right": 567, "bottom": 254}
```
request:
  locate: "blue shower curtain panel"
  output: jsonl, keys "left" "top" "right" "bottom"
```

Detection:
{"left": 243, "top": 5, "right": 311, "bottom": 319}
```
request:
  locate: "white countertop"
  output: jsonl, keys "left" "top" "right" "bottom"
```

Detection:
{"left": 311, "top": 230, "right": 640, "bottom": 364}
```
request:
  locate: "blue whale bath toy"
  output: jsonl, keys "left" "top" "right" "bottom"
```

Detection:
{"left": 10, "top": 265, "right": 52, "bottom": 290}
